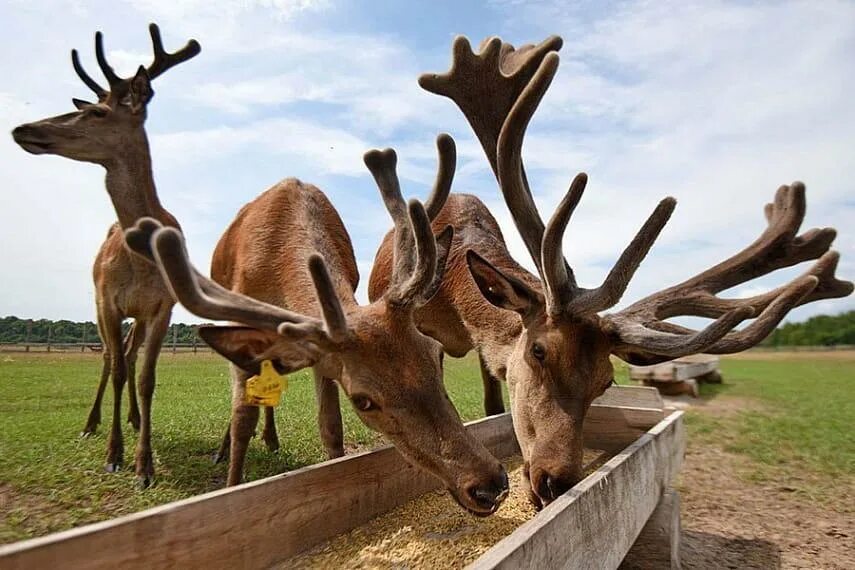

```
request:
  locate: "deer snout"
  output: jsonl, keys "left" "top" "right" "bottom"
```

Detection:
{"left": 529, "top": 463, "right": 582, "bottom": 507}
{"left": 458, "top": 464, "right": 509, "bottom": 516}
{"left": 11, "top": 124, "right": 53, "bottom": 154}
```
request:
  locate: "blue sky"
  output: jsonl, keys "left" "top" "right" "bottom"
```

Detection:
{"left": 1, "top": 0, "right": 853, "bottom": 326}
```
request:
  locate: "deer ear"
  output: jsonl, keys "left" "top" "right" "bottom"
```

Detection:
{"left": 72, "top": 98, "right": 93, "bottom": 110}
{"left": 466, "top": 250, "right": 544, "bottom": 317}
{"left": 127, "top": 65, "right": 154, "bottom": 113}
{"left": 197, "top": 325, "right": 318, "bottom": 375}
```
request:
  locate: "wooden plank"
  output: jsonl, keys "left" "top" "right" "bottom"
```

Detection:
{"left": 620, "top": 489, "right": 682, "bottom": 569}
{"left": 629, "top": 360, "right": 717, "bottom": 382}
{"left": 584, "top": 404, "right": 665, "bottom": 450}
{"left": 469, "top": 411, "right": 685, "bottom": 570}
{"left": 0, "top": 414, "right": 519, "bottom": 570}
{"left": 592, "top": 385, "right": 664, "bottom": 409}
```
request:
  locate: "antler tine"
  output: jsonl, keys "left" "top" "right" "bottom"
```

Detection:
{"left": 305, "top": 254, "right": 350, "bottom": 343}
{"left": 125, "top": 218, "right": 323, "bottom": 334}
{"left": 420, "top": 225, "right": 455, "bottom": 303}
{"left": 146, "top": 23, "right": 201, "bottom": 80}
{"left": 496, "top": 52, "right": 560, "bottom": 274}
{"left": 604, "top": 182, "right": 851, "bottom": 363}
{"left": 364, "top": 147, "right": 416, "bottom": 284}
{"left": 419, "top": 34, "right": 562, "bottom": 173}
{"left": 395, "top": 200, "right": 439, "bottom": 304}
{"left": 94, "top": 31, "right": 122, "bottom": 88}
{"left": 567, "top": 196, "right": 678, "bottom": 315}
{"left": 541, "top": 173, "right": 586, "bottom": 312}
{"left": 71, "top": 49, "right": 107, "bottom": 99}
{"left": 424, "top": 133, "right": 456, "bottom": 220}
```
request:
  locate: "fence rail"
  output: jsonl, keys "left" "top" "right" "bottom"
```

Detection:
{"left": 0, "top": 342, "right": 211, "bottom": 354}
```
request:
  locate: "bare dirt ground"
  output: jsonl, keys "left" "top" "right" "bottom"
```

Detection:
{"left": 678, "top": 400, "right": 854, "bottom": 569}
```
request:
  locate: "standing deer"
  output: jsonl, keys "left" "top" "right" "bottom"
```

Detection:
{"left": 122, "top": 142, "right": 510, "bottom": 515}
{"left": 401, "top": 35, "right": 852, "bottom": 508}
{"left": 11, "top": 25, "right": 201, "bottom": 488}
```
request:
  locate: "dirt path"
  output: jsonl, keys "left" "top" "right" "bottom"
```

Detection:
{"left": 678, "top": 408, "right": 853, "bottom": 569}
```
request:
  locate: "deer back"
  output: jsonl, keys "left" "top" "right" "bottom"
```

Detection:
{"left": 212, "top": 178, "right": 359, "bottom": 318}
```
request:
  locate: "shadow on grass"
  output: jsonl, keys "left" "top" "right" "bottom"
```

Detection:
{"left": 150, "top": 432, "right": 322, "bottom": 496}
{"left": 682, "top": 530, "right": 782, "bottom": 569}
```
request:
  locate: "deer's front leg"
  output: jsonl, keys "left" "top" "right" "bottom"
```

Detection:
{"left": 133, "top": 314, "right": 169, "bottom": 488}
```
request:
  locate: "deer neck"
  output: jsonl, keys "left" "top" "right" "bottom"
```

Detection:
{"left": 103, "top": 135, "right": 173, "bottom": 229}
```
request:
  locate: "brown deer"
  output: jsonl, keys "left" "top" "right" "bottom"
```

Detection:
{"left": 11, "top": 25, "right": 201, "bottom": 488}
{"left": 406, "top": 35, "right": 852, "bottom": 508}
{"left": 122, "top": 142, "right": 510, "bottom": 515}
{"left": 368, "top": 37, "right": 563, "bottom": 418}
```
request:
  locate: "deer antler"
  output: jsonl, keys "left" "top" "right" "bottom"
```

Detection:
{"left": 124, "top": 218, "right": 349, "bottom": 349}
{"left": 604, "top": 183, "right": 852, "bottom": 363}
{"left": 364, "top": 141, "right": 455, "bottom": 306}
{"left": 421, "top": 35, "right": 562, "bottom": 275}
{"left": 71, "top": 23, "right": 199, "bottom": 99}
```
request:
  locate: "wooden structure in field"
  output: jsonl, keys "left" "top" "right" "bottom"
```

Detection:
{"left": 629, "top": 354, "right": 722, "bottom": 397}
{"left": 0, "top": 386, "right": 685, "bottom": 570}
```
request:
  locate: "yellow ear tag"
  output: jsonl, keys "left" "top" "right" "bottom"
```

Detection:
{"left": 244, "top": 360, "right": 288, "bottom": 407}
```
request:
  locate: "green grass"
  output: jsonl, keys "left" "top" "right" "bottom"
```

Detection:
{"left": 1, "top": 351, "right": 852, "bottom": 542}
{"left": 0, "top": 351, "right": 496, "bottom": 543}
{"left": 684, "top": 357, "right": 855, "bottom": 507}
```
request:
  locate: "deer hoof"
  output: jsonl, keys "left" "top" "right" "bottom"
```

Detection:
{"left": 127, "top": 416, "right": 141, "bottom": 432}
{"left": 212, "top": 451, "right": 228, "bottom": 464}
{"left": 135, "top": 475, "right": 153, "bottom": 490}
{"left": 105, "top": 462, "right": 122, "bottom": 473}
{"left": 80, "top": 428, "right": 97, "bottom": 438}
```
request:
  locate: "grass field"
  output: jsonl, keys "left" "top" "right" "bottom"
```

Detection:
{"left": 0, "top": 350, "right": 852, "bottom": 544}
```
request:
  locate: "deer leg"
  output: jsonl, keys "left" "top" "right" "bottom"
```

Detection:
{"left": 82, "top": 309, "right": 113, "bottom": 437}
{"left": 82, "top": 348, "right": 111, "bottom": 437}
{"left": 228, "top": 364, "right": 259, "bottom": 486}
{"left": 213, "top": 422, "right": 231, "bottom": 464}
{"left": 314, "top": 371, "right": 344, "bottom": 459}
{"left": 133, "top": 313, "right": 169, "bottom": 489}
{"left": 260, "top": 407, "right": 280, "bottom": 453}
{"left": 479, "top": 352, "right": 505, "bottom": 415}
{"left": 125, "top": 321, "right": 145, "bottom": 431}
{"left": 101, "top": 308, "right": 126, "bottom": 473}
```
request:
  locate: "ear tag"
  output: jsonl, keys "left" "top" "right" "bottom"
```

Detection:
{"left": 244, "top": 360, "right": 288, "bottom": 407}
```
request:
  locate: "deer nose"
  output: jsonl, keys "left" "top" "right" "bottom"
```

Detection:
{"left": 465, "top": 467, "right": 510, "bottom": 513}
{"left": 532, "top": 470, "right": 579, "bottom": 505}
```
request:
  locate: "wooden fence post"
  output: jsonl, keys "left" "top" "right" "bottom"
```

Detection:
{"left": 25, "top": 320, "right": 32, "bottom": 353}
{"left": 46, "top": 325, "right": 52, "bottom": 353}
{"left": 81, "top": 322, "right": 87, "bottom": 353}
{"left": 172, "top": 325, "right": 177, "bottom": 354}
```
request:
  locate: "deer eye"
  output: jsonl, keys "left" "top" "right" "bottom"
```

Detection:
{"left": 531, "top": 343, "right": 546, "bottom": 362}
{"left": 352, "top": 395, "right": 378, "bottom": 412}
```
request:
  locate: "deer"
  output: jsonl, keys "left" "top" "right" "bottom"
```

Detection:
{"left": 375, "top": 35, "right": 851, "bottom": 509}
{"left": 120, "top": 140, "right": 511, "bottom": 515}
{"left": 368, "top": 39, "right": 563, "bottom": 419}
{"left": 11, "top": 24, "right": 204, "bottom": 488}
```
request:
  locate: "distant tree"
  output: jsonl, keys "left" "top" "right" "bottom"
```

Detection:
{"left": 0, "top": 316, "right": 206, "bottom": 346}
{"left": 760, "top": 310, "right": 855, "bottom": 347}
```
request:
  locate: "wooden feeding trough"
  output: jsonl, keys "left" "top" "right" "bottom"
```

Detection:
{"left": 628, "top": 354, "right": 722, "bottom": 397}
{"left": 0, "top": 387, "right": 685, "bottom": 570}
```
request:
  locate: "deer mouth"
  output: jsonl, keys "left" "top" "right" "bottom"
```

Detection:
{"left": 11, "top": 127, "right": 54, "bottom": 155}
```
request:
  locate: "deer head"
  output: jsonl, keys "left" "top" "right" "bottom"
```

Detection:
{"left": 424, "top": 36, "right": 853, "bottom": 507}
{"left": 11, "top": 24, "right": 199, "bottom": 164}
{"left": 123, "top": 137, "right": 510, "bottom": 516}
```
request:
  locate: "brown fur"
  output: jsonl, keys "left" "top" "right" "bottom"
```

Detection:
{"left": 196, "top": 180, "right": 509, "bottom": 515}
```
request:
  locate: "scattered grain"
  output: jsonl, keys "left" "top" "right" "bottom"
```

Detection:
{"left": 286, "top": 450, "right": 611, "bottom": 569}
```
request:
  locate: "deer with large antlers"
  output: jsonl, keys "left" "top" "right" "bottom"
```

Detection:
{"left": 11, "top": 24, "right": 202, "bottom": 487}
{"left": 122, "top": 140, "right": 510, "bottom": 514}
{"left": 378, "top": 35, "right": 852, "bottom": 509}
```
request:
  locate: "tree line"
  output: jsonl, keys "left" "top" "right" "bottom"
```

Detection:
{"left": 759, "top": 310, "right": 855, "bottom": 347}
{"left": 2, "top": 310, "right": 854, "bottom": 347}
{"left": 0, "top": 316, "right": 200, "bottom": 345}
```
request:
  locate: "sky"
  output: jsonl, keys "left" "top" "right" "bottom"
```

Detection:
{"left": 0, "top": 0, "right": 853, "bottom": 327}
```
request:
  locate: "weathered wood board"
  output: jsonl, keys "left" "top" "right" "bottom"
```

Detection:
{"left": 0, "top": 387, "right": 671, "bottom": 570}
{"left": 468, "top": 410, "right": 685, "bottom": 570}
{"left": 629, "top": 356, "right": 719, "bottom": 382}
